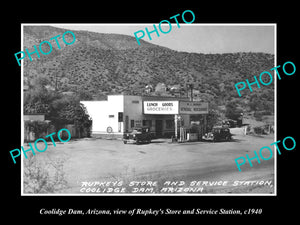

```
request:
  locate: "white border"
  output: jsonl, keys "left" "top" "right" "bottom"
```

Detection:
{"left": 21, "top": 24, "right": 24, "bottom": 195}
{"left": 21, "top": 23, "right": 277, "bottom": 196}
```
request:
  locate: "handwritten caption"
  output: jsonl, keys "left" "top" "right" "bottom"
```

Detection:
{"left": 79, "top": 180, "right": 273, "bottom": 194}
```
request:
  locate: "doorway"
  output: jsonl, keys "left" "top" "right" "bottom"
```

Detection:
{"left": 155, "top": 120, "right": 163, "bottom": 137}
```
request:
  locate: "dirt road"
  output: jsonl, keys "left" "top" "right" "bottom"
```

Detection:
{"left": 23, "top": 133, "right": 275, "bottom": 195}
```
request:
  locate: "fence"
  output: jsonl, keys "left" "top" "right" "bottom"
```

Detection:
{"left": 24, "top": 121, "right": 90, "bottom": 142}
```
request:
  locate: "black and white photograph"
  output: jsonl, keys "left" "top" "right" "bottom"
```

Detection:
{"left": 20, "top": 23, "right": 276, "bottom": 196}
{"left": 4, "top": 4, "right": 298, "bottom": 220}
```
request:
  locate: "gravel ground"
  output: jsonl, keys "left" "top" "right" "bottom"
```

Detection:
{"left": 23, "top": 132, "right": 275, "bottom": 195}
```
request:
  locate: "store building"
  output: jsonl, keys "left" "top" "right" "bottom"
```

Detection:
{"left": 81, "top": 94, "right": 209, "bottom": 139}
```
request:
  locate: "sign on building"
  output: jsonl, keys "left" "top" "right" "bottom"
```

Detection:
{"left": 143, "top": 100, "right": 208, "bottom": 115}
{"left": 143, "top": 101, "right": 179, "bottom": 114}
{"left": 179, "top": 101, "right": 208, "bottom": 114}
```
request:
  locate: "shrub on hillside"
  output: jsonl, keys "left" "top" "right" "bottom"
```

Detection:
{"left": 24, "top": 120, "right": 51, "bottom": 139}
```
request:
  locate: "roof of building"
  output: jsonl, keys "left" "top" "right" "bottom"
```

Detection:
{"left": 108, "top": 93, "right": 190, "bottom": 100}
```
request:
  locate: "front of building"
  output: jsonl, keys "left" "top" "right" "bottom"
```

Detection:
{"left": 81, "top": 94, "right": 209, "bottom": 139}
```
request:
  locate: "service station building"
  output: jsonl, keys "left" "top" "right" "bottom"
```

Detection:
{"left": 81, "top": 94, "right": 209, "bottom": 139}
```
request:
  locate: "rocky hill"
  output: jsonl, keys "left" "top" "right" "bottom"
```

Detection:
{"left": 23, "top": 26, "right": 274, "bottom": 115}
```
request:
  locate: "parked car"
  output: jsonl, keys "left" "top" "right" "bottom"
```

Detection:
{"left": 202, "top": 126, "right": 232, "bottom": 142}
{"left": 123, "top": 127, "right": 152, "bottom": 144}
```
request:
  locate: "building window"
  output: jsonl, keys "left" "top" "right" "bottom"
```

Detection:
{"left": 132, "top": 100, "right": 139, "bottom": 104}
{"left": 118, "top": 112, "right": 123, "bottom": 122}
{"left": 166, "top": 120, "right": 174, "bottom": 129}
{"left": 130, "top": 120, "right": 135, "bottom": 128}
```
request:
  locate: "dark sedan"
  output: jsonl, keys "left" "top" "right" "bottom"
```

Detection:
{"left": 202, "top": 126, "right": 232, "bottom": 142}
{"left": 123, "top": 127, "right": 152, "bottom": 144}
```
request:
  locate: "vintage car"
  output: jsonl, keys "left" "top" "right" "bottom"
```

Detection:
{"left": 202, "top": 126, "right": 232, "bottom": 142}
{"left": 123, "top": 127, "right": 152, "bottom": 144}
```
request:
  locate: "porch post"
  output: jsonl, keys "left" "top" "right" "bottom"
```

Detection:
{"left": 174, "top": 114, "right": 178, "bottom": 139}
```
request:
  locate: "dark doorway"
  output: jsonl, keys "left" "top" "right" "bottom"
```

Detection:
{"left": 155, "top": 120, "right": 163, "bottom": 137}
{"left": 125, "top": 116, "right": 129, "bottom": 132}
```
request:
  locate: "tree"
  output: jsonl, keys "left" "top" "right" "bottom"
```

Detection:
{"left": 73, "top": 104, "right": 93, "bottom": 138}
{"left": 249, "top": 94, "right": 265, "bottom": 112}
{"left": 49, "top": 95, "right": 92, "bottom": 138}
{"left": 225, "top": 100, "right": 242, "bottom": 120}
{"left": 58, "top": 103, "right": 92, "bottom": 137}
{"left": 206, "top": 109, "right": 221, "bottom": 131}
{"left": 24, "top": 75, "right": 57, "bottom": 114}
{"left": 77, "top": 89, "right": 93, "bottom": 100}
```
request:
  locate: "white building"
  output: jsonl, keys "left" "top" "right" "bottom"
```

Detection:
{"left": 81, "top": 94, "right": 208, "bottom": 138}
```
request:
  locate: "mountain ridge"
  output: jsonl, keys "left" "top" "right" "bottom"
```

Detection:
{"left": 23, "top": 25, "right": 274, "bottom": 115}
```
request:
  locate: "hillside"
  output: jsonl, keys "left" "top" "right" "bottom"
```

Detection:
{"left": 23, "top": 25, "right": 275, "bottom": 117}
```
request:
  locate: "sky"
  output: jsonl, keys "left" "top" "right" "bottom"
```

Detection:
{"left": 52, "top": 24, "right": 275, "bottom": 54}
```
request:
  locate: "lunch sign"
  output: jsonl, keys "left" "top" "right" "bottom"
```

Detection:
{"left": 143, "top": 101, "right": 208, "bottom": 115}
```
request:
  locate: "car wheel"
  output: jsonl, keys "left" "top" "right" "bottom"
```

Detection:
{"left": 123, "top": 140, "right": 127, "bottom": 144}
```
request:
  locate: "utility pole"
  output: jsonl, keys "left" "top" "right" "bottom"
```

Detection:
{"left": 174, "top": 114, "right": 178, "bottom": 140}
{"left": 187, "top": 83, "right": 194, "bottom": 101}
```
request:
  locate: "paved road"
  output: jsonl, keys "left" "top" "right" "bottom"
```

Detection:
{"left": 25, "top": 134, "right": 275, "bottom": 195}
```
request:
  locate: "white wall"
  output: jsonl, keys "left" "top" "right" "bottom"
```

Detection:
{"left": 81, "top": 95, "right": 200, "bottom": 136}
{"left": 81, "top": 95, "right": 124, "bottom": 134}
